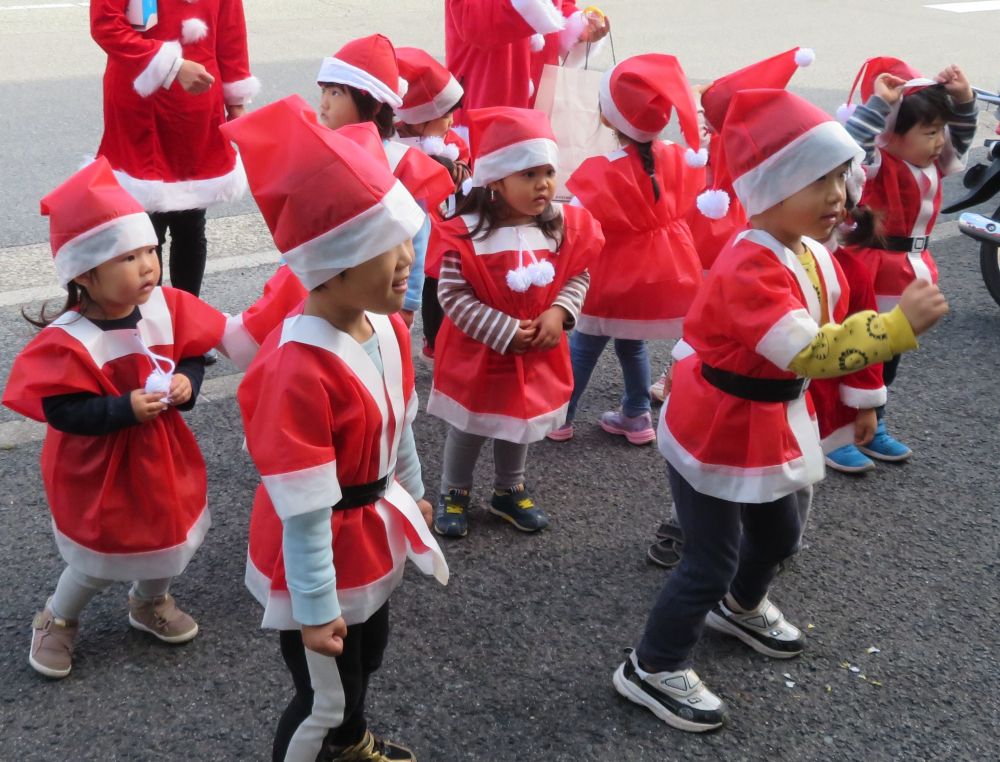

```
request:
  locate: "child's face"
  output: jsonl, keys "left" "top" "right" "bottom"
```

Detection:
{"left": 409, "top": 113, "right": 454, "bottom": 137}
{"left": 885, "top": 118, "right": 947, "bottom": 168}
{"left": 75, "top": 245, "right": 160, "bottom": 318}
{"left": 493, "top": 164, "right": 557, "bottom": 220}
{"left": 319, "top": 84, "right": 361, "bottom": 130}
{"left": 336, "top": 241, "right": 414, "bottom": 315}
{"left": 759, "top": 163, "right": 849, "bottom": 245}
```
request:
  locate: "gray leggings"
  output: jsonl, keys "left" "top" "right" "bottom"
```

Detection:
{"left": 49, "top": 565, "right": 173, "bottom": 621}
{"left": 440, "top": 426, "right": 529, "bottom": 494}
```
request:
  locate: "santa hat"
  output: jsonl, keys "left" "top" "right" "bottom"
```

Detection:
{"left": 836, "top": 56, "right": 935, "bottom": 125}
{"left": 40, "top": 157, "right": 157, "bottom": 288}
{"left": 219, "top": 95, "right": 425, "bottom": 290}
{"left": 716, "top": 89, "right": 864, "bottom": 218}
{"left": 466, "top": 107, "right": 559, "bottom": 188}
{"left": 395, "top": 47, "right": 464, "bottom": 124}
{"left": 599, "top": 54, "right": 708, "bottom": 167}
{"left": 701, "top": 47, "right": 815, "bottom": 132}
{"left": 316, "top": 34, "right": 408, "bottom": 110}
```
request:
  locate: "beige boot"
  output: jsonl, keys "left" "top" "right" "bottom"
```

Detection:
{"left": 127, "top": 593, "right": 198, "bottom": 643}
{"left": 29, "top": 607, "right": 79, "bottom": 679}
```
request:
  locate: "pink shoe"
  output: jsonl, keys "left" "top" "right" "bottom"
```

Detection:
{"left": 546, "top": 422, "right": 575, "bottom": 442}
{"left": 600, "top": 410, "right": 656, "bottom": 445}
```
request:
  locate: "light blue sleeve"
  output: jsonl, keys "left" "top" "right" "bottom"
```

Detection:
{"left": 282, "top": 508, "right": 340, "bottom": 626}
{"left": 404, "top": 212, "right": 431, "bottom": 313}
{"left": 394, "top": 402, "right": 425, "bottom": 500}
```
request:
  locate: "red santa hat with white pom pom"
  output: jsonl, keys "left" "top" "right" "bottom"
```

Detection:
{"left": 599, "top": 54, "right": 708, "bottom": 168}
{"left": 316, "top": 34, "right": 409, "bottom": 109}
{"left": 836, "top": 56, "right": 935, "bottom": 128}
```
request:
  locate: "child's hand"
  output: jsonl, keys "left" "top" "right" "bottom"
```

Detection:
{"left": 226, "top": 104, "right": 246, "bottom": 122}
{"left": 509, "top": 320, "right": 537, "bottom": 354}
{"left": 853, "top": 408, "right": 878, "bottom": 446}
{"left": 935, "top": 64, "right": 974, "bottom": 104}
{"left": 177, "top": 59, "right": 215, "bottom": 95}
{"left": 581, "top": 10, "right": 609, "bottom": 42}
{"left": 302, "top": 617, "right": 348, "bottom": 656}
{"left": 400, "top": 309, "right": 415, "bottom": 329}
{"left": 873, "top": 72, "right": 908, "bottom": 105}
{"left": 898, "top": 279, "right": 949, "bottom": 335}
{"left": 416, "top": 498, "right": 433, "bottom": 528}
{"left": 168, "top": 374, "right": 193, "bottom": 406}
{"left": 130, "top": 390, "right": 167, "bottom": 422}
{"left": 528, "top": 306, "right": 570, "bottom": 350}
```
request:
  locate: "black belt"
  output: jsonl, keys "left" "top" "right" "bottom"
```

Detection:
{"left": 879, "top": 235, "right": 929, "bottom": 253}
{"left": 333, "top": 475, "right": 389, "bottom": 511}
{"left": 700, "top": 363, "right": 805, "bottom": 403}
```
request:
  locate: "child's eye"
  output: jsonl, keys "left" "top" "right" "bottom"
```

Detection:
{"left": 546, "top": 169, "right": 556, "bottom": 177}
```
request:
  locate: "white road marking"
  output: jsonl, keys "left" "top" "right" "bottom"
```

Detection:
{"left": 926, "top": 1, "right": 1000, "bottom": 12}
{"left": 0, "top": 2, "right": 88, "bottom": 10}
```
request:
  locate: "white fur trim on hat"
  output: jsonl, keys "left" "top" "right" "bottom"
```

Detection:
{"left": 795, "top": 48, "right": 815, "bottom": 67}
{"left": 598, "top": 69, "right": 661, "bottom": 144}
{"left": 512, "top": 0, "right": 566, "bottom": 35}
{"left": 685, "top": 147, "right": 709, "bottom": 168}
{"left": 732, "top": 120, "right": 864, "bottom": 217}
{"left": 397, "top": 77, "right": 409, "bottom": 98}
{"left": 133, "top": 41, "right": 182, "bottom": 97}
{"left": 282, "top": 181, "right": 425, "bottom": 290}
{"left": 222, "top": 76, "right": 261, "bottom": 106}
{"left": 54, "top": 212, "right": 157, "bottom": 288}
{"left": 696, "top": 189, "right": 731, "bottom": 220}
{"left": 471, "top": 138, "right": 560, "bottom": 188}
{"left": 316, "top": 56, "right": 403, "bottom": 109}
{"left": 181, "top": 17, "right": 208, "bottom": 44}
{"left": 395, "top": 75, "right": 464, "bottom": 124}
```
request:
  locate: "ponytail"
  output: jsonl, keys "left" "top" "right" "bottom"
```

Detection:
{"left": 842, "top": 204, "right": 885, "bottom": 249}
{"left": 634, "top": 141, "right": 661, "bottom": 202}
{"left": 22, "top": 281, "right": 91, "bottom": 329}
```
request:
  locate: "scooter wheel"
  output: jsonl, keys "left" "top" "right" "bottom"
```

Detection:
{"left": 980, "top": 204, "right": 1000, "bottom": 308}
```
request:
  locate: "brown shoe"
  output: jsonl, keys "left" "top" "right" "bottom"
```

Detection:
{"left": 328, "top": 730, "right": 415, "bottom": 761}
{"left": 29, "top": 607, "right": 78, "bottom": 679}
{"left": 127, "top": 594, "right": 198, "bottom": 644}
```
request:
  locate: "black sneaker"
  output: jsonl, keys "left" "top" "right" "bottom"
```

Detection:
{"left": 654, "top": 519, "right": 684, "bottom": 541}
{"left": 612, "top": 648, "right": 726, "bottom": 733}
{"left": 647, "top": 536, "right": 684, "bottom": 569}
{"left": 489, "top": 484, "right": 549, "bottom": 532}
{"left": 706, "top": 596, "right": 804, "bottom": 659}
{"left": 433, "top": 489, "right": 470, "bottom": 538}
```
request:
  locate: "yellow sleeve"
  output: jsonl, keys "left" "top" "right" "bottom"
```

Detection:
{"left": 787, "top": 306, "right": 918, "bottom": 379}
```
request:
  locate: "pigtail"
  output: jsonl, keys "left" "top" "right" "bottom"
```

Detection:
{"left": 634, "top": 140, "right": 661, "bottom": 202}
{"left": 841, "top": 204, "right": 885, "bottom": 249}
{"left": 22, "top": 281, "right": 90, "bottom": 329}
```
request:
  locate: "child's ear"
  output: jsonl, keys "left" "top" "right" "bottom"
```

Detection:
{"left": 73, "top": 272, "right": 94, "bottom": 290}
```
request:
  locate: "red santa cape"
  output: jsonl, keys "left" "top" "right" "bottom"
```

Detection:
{"left": 427, "top": 204, "right": 603, "bottom": 442}
{"left": 239, "top": 312, "right": 448, "bottom": 629}
{"left": 2, "top": 287, "right": 226, "bottom": 579}
{"left": 90, "top": 0, "right": 258, "bottom": 211}
{"left": 567, "top": 142, "right": 704, "bottom": 339}
{"left": 658, "top": 229, "right": 850, "bottom": 503}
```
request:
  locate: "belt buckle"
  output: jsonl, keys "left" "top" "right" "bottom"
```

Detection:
{"left": 911, "top": 236, "right": 928, "bottom": 253}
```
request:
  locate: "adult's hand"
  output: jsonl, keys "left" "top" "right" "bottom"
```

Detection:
{"left": 177, "top": 59, "right": 215, "bottom": 95}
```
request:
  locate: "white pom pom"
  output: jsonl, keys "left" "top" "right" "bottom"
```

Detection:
{"left": 526, "top": 259, "right": 555, "bottom": 286}
{"left": 181, "top": 17, "right": 209, "bottom": 44}
{"left": 420, "top": 135, "right": 447, "bottom": 155}
{"left": 685, "top": 147, "right": 709, "bottom": 168}
{"left": 836, "top": 103, "right": 856, "bottom": 124}
{"left": 461, "top": 178, "right": 474, "bottom": 196}
{"left": 528, "top": 79, "right": 535, "bottom": 99}
{"left": 530, "top": 33, "right": 546, "bottom": 52}
{"left": 144, "top": 368, "right": 172, "bottom": 396}
{"left": 794, "top": 48, "right": 815, "bottom": 67}
{"left": 696, "top": 189, "right": 731, "bottom": 220}
{"left": 506, "top": 267, "right": 533, "bottom": 292}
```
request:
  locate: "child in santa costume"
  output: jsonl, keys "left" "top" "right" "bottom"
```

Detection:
{"left": 3, "top": 158, "right": 227, "bottom": 680}
{"left": 445, "top": 0, "right": 607, "bottom": 123}
{"left": 545, "top": 54, "right": 705, "bottom": 447}
{"left": 222, "top": 96, "right": 448, "bottom": 762}
{"left": 613, "top": 89, "right": 948, "bottom": 732}
{"left": 834, "top": 57, "right": 977, "bottom": 465}
{"left": 394, "top": 46, "right": 472, "bottom": 359}
{"left": 90, "top": 0, "right": 258, "bottom": 328}
{"left": 427, "top": 107, "right": 603, "bottom": 538}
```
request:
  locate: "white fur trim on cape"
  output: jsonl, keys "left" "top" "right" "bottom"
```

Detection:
{"left": 316, "top": 56, "right": 403, "bottom": 108}
{"left": 222, "top": 75, "right": 261, "bottom": 105}
{"left": 107, "top": 153, "right": 248, "bottom": 213}
{"left": 53, "top": 211, "right": 157, "bottom": 288}
{"left": 181, "top": 17, "right": 208, "bottom": 44}
{"left": 414, "top": 135, "right": 460, "bottom": 161}
{"left": 685, "top": 147, "right": 709, "bottom": 168}
{"left": 697, "top": 188, "right": 731, "bottom": 219}
{"left": 395, "top": 75, "right": 464, "bottom": 123}
{"left": 512, "top": 0, "right": 566, "bottom": 35}
{"left": 559, "top": 11, "right": 587, "bottom": 55}
{"left": 133, "top": 41, "right": 182, "bottom": 97}
{"left": 471, "top": 137, "right": 559, "bottom": 187}
{"left": 840, "top": 383, "right": 887, "bottom": 409}
{"left": 795, "top": 48, "right": 815, "bottom": 67}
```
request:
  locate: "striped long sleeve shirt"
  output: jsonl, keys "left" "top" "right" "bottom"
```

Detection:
{"left": 438, "top": 249, "right": 590, "bottom": 354}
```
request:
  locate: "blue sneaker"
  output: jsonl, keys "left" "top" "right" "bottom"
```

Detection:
{"left": 433, "top": 489, "right": 470, "bottom": 538}
{"left": 825, "top": 444, "right": 876, "bottom": 474}
{"left": 489, "top": 484, "right": 549, "bottom": 532}
{"left": 857, "top": 420, "right": 912, "bottom": 462}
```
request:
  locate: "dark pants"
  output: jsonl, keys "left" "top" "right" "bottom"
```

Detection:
{"left": 272, "top": 603, "right": 390, "bottom": 761}
{"left": 875, "top": 354, "right": 902, "bottom": 421}
{"left": 421, "top": 276, "right": 444, "bottom": 350}
{"left": 636, "top": 464, "right": 803, "bottom": 672}
{"left": 150, "top": 209, "right": 208, "bottom": 297}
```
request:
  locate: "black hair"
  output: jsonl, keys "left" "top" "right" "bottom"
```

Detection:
{"left": 894, "top": 84, "right": 952, "bottom": 135}
{"left": 445, "top": 96, "right": 464, "bottom": 116}
{"left": 22, "top": 280, "right": 93, "bottom": 328}
{"left": 634, "top": 140, "right": 662, "bottom": 201}
{"left": 319, "top": 82, "right": 396, "bottom": 139}
{"left": 841, "top": 204, "right": 886, "bottom": 249}
{"left": 452, "top": 187, "right": 564, "bottom": 247}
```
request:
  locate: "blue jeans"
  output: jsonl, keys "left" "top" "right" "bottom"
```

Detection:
{"left": 567, "top": 330, "right": 650, "bottom": 421}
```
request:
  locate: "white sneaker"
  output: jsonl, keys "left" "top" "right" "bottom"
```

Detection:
{"left": 706, "top": 595, "right": 804, "bottom": 659}
{"left": 649, "top": 370, "right": 669, "bottom": 403}
{"left": 612, "top": 648, "right": 726, "bottom": 732}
